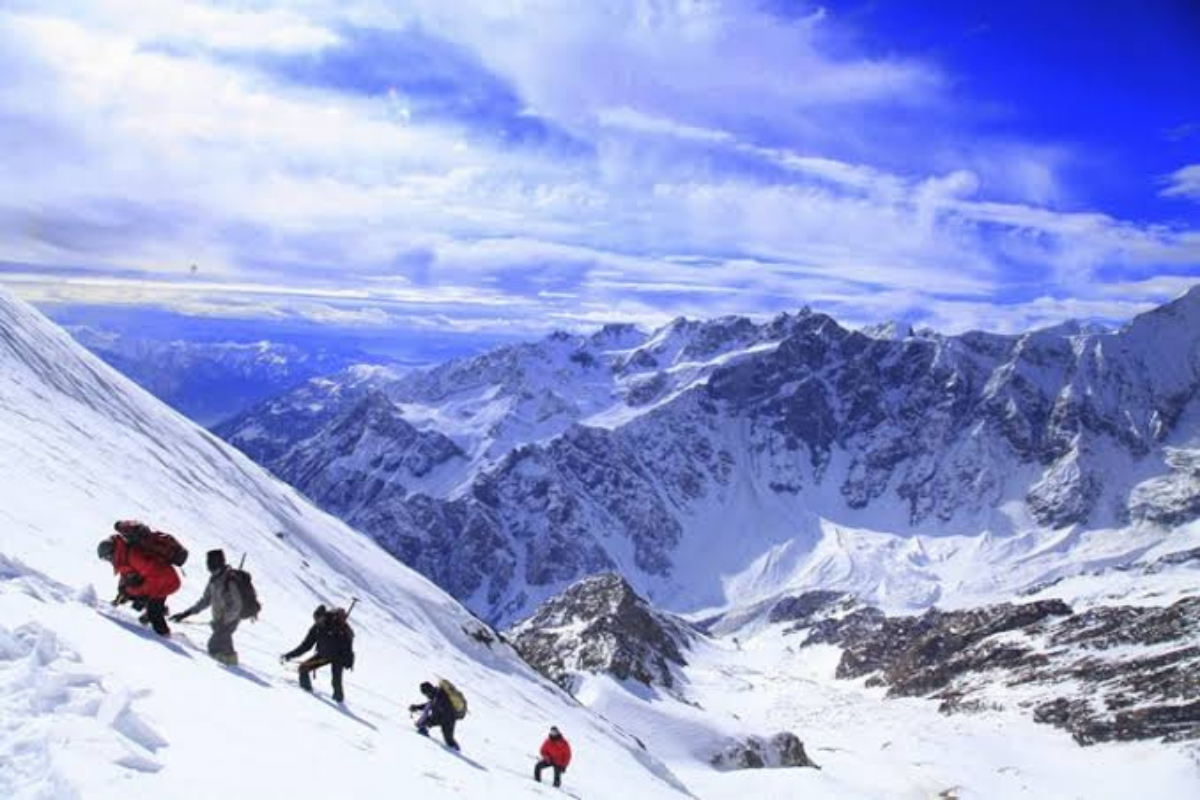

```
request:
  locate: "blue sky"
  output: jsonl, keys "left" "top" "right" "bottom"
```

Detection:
{"left": 0, "top": 0, "right": 1196, "bottom": 344}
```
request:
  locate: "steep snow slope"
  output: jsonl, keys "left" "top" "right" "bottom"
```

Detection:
{"left": 0, "top": 288, "right": 685, "bottom": 799}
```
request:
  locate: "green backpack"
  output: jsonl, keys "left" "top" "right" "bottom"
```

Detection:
{"left": 439, "top": 679, "right": 468, "bottom": 719}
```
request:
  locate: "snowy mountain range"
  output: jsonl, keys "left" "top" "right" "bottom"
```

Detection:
{"left": 2, "top": 286, "right": 1197, "bottom": 798}
{"left": 218, "top": 286, "right": 1200, "bottom": 627}
{"left": 68, "top": 326, "right": 386, "bottom": 425}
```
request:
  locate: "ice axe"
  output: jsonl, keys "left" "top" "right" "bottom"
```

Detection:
{"left": 346, "top": 597, "right": 359, "bottom": 618}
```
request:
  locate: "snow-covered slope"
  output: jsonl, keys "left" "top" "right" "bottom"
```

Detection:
{"left": 569, "top": 614, "right": 1199, "bottom": 800}
{"left": 217, "top": 288, "right": 1200, "bottom": 627}
{"left": 0, "top": 288, "right": 686, "bottom": 799}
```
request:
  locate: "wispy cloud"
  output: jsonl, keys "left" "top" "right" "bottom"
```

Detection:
{"left": 0, "top": 0, "right": 1195, "bottom": 339}
{"left": 1161, "top": 164, "right": 1200, "bottom": 202}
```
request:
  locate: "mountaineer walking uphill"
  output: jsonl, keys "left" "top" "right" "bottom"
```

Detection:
{"left": 409, "top": 679, "right": 467, "bottom": 751}
{"left": 171, "top": 549, "right": 261, "bottom": 665}
{"left": 97, "top": 520, "right": 186, "bottom": 636}
{"left": 282, "top": 605, "right": 355, "bottom": 703}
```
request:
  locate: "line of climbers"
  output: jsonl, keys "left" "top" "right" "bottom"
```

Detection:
{"left": 95, "top": 519, "right": 575, "bottom": 788}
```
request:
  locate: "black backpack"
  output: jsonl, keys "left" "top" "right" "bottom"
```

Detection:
{"left": 228, "top": 568, "right": 261, "bottom": 620}
{"left": 329, "top": 609, "right": 355, "bottom": 667}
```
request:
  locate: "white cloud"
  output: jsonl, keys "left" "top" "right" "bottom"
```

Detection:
{"left": 1161, "top": 164, "right": 1200, "bottom": 202}
{"left": 596, "top": 107, "right": 734, "bottom": 143}
{"left": 0, "top": 0, "right": 1195, "bottom": 339}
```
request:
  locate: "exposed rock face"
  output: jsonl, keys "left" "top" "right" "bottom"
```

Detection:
{"left": 217, "top": 365, "right": 399, "bottom": 464}
{"left": 270, "top": 390, "right": 465, "bottom": 514}
{"left": 800, "top": 596, "right": 1200, "bottom": 745}
{"left": 509, "top": 573, "right": 699, "bottom": 691}
{"left": 710, "top": 732, "right": 818, "bottom": 771}
{"left": 768, "top": 590, "right": 855, "bottom": 629}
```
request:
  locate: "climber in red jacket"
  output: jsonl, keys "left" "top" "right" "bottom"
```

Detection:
{"left": 97, "top": 521, "right": 183, "bottom": 636}
{"left": 535, "top": 726, "right": 572, "bottom": 788}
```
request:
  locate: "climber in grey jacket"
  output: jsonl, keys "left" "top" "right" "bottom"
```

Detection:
{"left": 171, "top": 549, "right": 243, "bottom": 665}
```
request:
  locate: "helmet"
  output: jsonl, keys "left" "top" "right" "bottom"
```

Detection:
{"left": 549, "top": 726, "right": 562, "bottom": 738}
{"left": 420, "top": 681, "right": 436, "bottom": 697}
{"left": 313, "top": 604, "right": 328, "bottom": 620}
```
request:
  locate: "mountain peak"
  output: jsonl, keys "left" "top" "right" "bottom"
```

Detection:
{"left": 510, "top": 572, "right": 699, "bottom": 691}
{"left": 860, "top": 320, "right": 914, "bottom": 341}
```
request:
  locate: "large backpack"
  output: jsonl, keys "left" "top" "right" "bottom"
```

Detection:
{"left": 439, "top": 678, "right": 468, "bottom": 719}
{"left": 117, "top": 521, "right": 189, "bottom": 567}
{"left": 329, "top": 609, "right": 355, "bottom": 668}
{"left": 227, "top": 568, "right": 261, "bottom": 620}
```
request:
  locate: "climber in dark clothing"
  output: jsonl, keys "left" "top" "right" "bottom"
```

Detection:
{"left": 409, "top": 681, "right": 459, "bottom": 750}
{"left": 281, "top": 605, "right": 354, "bottom": 703}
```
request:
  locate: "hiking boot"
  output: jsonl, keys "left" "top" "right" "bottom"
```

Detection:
{"left": 214, "top": 653, "right": 239, "bottom": 667}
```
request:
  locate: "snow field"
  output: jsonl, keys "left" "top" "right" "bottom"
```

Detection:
{"left": 573, "top": 627, "right": 1200, "bottom": 799}
{"left": 0, "top": 288, "right": 686, "bottom": 799}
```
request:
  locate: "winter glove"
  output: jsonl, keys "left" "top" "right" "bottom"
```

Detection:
{"left": 120, "top": 573, "right": 145, "bottom": 589}
{"left": 170, "top": 611, "right": 189, "bottom": 623}
{"left": 112, "top": 590, "right": 129, "bottom": 607}
{"left": 408, "top": 704, "right": 423, "bottom": 713}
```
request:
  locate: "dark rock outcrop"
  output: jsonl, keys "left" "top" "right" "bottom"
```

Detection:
{"left": 710, "top": 732, "right": 818, "bottom": 771}
{"left": 509, "top": 573, "right": 699, "bottom": 691}
{"left": 799, "top": 596, "right": 1200, "bottom": 745}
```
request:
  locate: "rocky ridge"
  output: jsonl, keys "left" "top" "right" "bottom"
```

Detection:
{"left": 772, "top": 579, "right": 1200, "bottom": 745}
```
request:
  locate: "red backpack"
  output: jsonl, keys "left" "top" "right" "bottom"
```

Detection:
{"left": 115, "top": 520, "right": 189, "bottom": 567}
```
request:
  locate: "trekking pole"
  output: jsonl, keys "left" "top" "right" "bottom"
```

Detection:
{"left": 346, "top": 597, "right": 359, "bottom": 618}
{"left": 238, "top": 553, "right": 247, "bottom": 570}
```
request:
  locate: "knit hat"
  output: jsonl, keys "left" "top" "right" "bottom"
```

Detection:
{"left": 96, "top": 538, "right": 115, "bottom": 561}
{"left": 206, "top": 549, "right": 226, "bottom": 572}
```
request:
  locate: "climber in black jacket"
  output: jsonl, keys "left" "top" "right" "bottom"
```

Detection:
{"left": 282, "top": 605, "right": 354, "bottom": 703}
{"left": 409, "top": 681, "right": 460, "bottom": 750}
